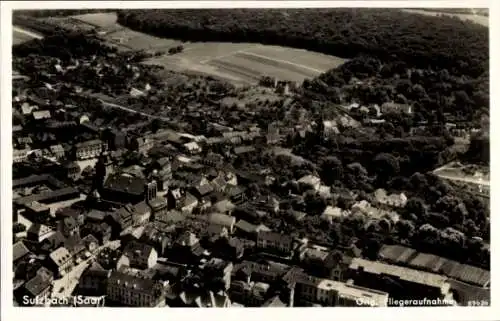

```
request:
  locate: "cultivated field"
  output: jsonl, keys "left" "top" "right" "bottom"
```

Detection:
{"left": 402, "top": 9, "right": 489, "bottom": 27}
{"left": 12, "top": 26, "right": 43, "bottom": 45}
{"left": 72, "top": 12, "right": 347, "bottom": 85}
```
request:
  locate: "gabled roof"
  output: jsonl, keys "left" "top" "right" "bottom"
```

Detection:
{"left": 13, "top": 241, "right": 31, "bottom": 262}
{"left": 24, "top": 274, "right": 51, "bottom": 297}
{"left": 209, "top": 213, "right": 236, "bottom": 227}
{"left": 103, "top": 174, "right": 146, "bottom": 196}
{"left": 81, "top": 234, "right": 99, "bottom": 247}
{"left": 134, "top": 201, "right": 151, "bottom": 215}
{"left": 123, "top": 241, "right": 156, "bottom": 261}
{"left": 175, "top": 232, "right": 199, "bottom": 247}
{"left": 235, "top": 220, "right": 258, "bottom": 234}
{"left": 27, "top": 223, "right": 53, "bottom": 239}
{"left": 49, "top": 247, "right": 72, "bottom": 266}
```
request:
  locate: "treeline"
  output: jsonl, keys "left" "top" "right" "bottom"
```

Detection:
{"left": 116, "top": 9, "right": 488, "bottom": 77}
{"left": 13, "top": 33, "right": 117, "bottom": 60}
{"left": 13, "top": 9, "right": 116, "bottom": 18}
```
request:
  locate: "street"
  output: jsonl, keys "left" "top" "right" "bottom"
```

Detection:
{"left": 51, "top": 240, "right": 121, "bottom": 299}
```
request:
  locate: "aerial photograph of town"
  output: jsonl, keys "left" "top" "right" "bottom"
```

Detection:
{"left": 8, "top": 6, "right": 490, "bottom": 309}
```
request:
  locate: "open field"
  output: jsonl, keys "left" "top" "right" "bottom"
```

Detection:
{"left": 72, "top": 12, "right": 347, "bottom": 84}
{"left": 12, "top": 26, "right": 43, "bottom": 44}
{"left": 402, "top": 9, "right": 488, "bottom": 27}
{"left": 73, "top": 12, "right": 120, "bottom": 29}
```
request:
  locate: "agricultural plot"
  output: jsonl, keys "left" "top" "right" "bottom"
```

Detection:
{"left": 71, "top": 12, "right": 348, "bottom": 85}
{"left": 13, "top": 30, "right": 35, "bottom": 45}
{"left": 73, "top": 12, "right": 120, "bottom": 29}
{"left": 104, "top": 29, "right": 183, "bottom": 51}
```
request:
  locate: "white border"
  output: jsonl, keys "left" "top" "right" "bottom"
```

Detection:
{"left": 1, "top": 1, "right": 497, "bottom": 321}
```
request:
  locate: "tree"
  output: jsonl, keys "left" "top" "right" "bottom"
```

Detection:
{"left": 304, "top": 190, "right": 327, "bottom": 216}
{"left": 372, "top": 153, "right": 400, "bottom": 181}
{"left": 435, "top": 195, "right": 467, "bottom": 225}
{"left": 404, "top": 197, "right": 427, "bottom": 220}
{"left": 320, "top": 156, "right": 343, "bottom": 186}
{"left": 395, "top": 219, "right": 415, "bottom": 241}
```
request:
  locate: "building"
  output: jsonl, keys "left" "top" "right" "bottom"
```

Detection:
{"left": 117, "top": 241, "right": 158, "bottom": 270}
{"left": 75, "top": 139, "right": 106, "bottom": 160}
{"left": 78, "top": 261, "right": 111, "bottom": 296}
{"left": 133, "top": 201, "right": 152, "bottom": 225}
{"left": 106, "top": 268, "right": 165, "bottom": 307}
{"left": 64, "top": 161, "right": 81, "bottom": 181}
{"left": 50, "top": 144, "right": 65, "bottom": 159}
{"left": 298, "top": 175, "right": 322, "bottom": 192}
{"left": 101, "top": 174, "right": 148, "bottom": 205}
{"left": 47, "top": 247, "right": 73, "bottom": 278}
{"left": 374, "top": 189, "right": 408, "bottom": 208}
{"left": 202, "top": 258, "right": 234, "bottom": 291}
{"left": 23, "top": 201, "right": 51, "bottom": 224}
{"left": 183, "top": 141, "right": 202, "bottom": 154}
{"left": 348, "top": 258, "right": 454, "bottom": 303}
{"left": 106, "top": 206, "right": 135, "bottom": 239}
{"left": 208, "top": 213, "right": 236, "bottom": 235}
{"left": 103, "top": 128, "right": 127, "bottom": 150}
{"left": 19, "top": 274, "right": 52, "bottom": 306}
{"left": 256, "top": 231, "right": 294, "bottom": 254}
{"left": 27, "top": 223, "right": 54, "bottom": 243}
{"left": 13, "top": 241, "right": 33, "bottom": 267}
{"left": 147, "top": 197, "right": 168, "bottom": 221}
{"left": 13, "top": 148, "right": 30, "bottom": 163}
{"left": 58, "top": 216, "right": 80, "bottom": 238}
{"left": 292, "top": 271, "right": 389, "bottom": 307}
{"left": 130, "top": 136, "right": 154, "bottom": 155}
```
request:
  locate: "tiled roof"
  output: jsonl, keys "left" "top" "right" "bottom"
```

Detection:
{"left": 104, "top": 174, "right": 146, "bottom": 196}
{"left": 123, "top": 241, "right": 155, "bottom": 260}
{"left": 49, "top": 247, "right": 72, "bottom": 267}
{"left": 209, "top": 213, "right": 236, "bottom": 227}
{"left": 24, "top": 275, "right": 51, "bottom": 297}
{"left": 235, "top": 220, "right": 258, "bottom": 233}
{"left": 13, "top": 241, "right": 31, "bottom": 262}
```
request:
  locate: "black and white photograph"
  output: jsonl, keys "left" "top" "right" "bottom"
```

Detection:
{"left": 1, "top": 0, "right": 496, "bottom": 319}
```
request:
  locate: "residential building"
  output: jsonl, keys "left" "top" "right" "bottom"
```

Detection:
{"left": 209, "top": 213, "right": 236, "bottom": 235}
{"left": 133, "top": 201, "right": 152, "bottom": 225}
{"left": 47, "top": 247, "right": 73, "bottom": 278}
{"left": 130, "top": 136, "right": 154, "bottom": 155}
{"left": 19, "top": 274, "right": 52, "bottom": 306}
{"left": 298, "top": 175, "right": 321, "bottom": 191}
{"left": 58, "top": 216, "right": 80, "bottom": 238}
{"left": 257, "top": 231, "right": 294, "bottom": 254}
{"left": 27, "top": 223, "right": 54, "bottom": 243}
{"left": 183, "top": 141, "right": 202, "bottom": 154}
{"left": 13, "top": 148, "right": 30, "bottom": 163}
{"left": 23, "top": 201, "right": 51, "bottom": 224}
{"left": 106, "top": 268, "right": 166, "bottom": 307}
{"left": 374, "top": 189, "right": 408, "bottom": 208}
{"left": 75, "top": 139, "right": 106, "bottom": 160}
{"left": 78, "top": 261, "right": 111, "bottom": 296}
{"left": 13, "top": 241, "right": 33, "bottom": 267}
{"left": 50, "top": 144, "right": 65, "bottom": 159}
{"left": 117, "top": 241, "right": 158, "bottom": 270}
{"left": 202, "top": 258, "right": 234, "bottom": 291}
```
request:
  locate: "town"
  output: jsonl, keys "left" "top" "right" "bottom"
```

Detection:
{"left": 11, "top": 8, "right": 490, "bottom": 308}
